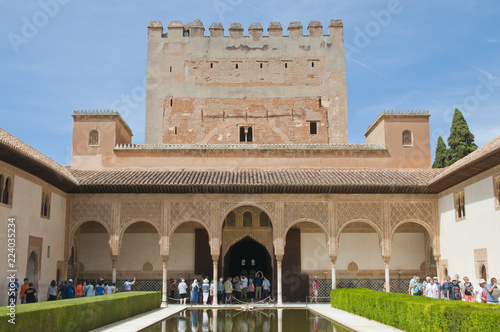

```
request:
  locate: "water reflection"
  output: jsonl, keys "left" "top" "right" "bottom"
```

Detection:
{"left": 145, "top": 309, "right": 350, "bottom": 332}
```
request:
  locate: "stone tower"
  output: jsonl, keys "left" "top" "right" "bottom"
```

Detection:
{"left": 145, "top": 19, "right": 347, "bottom": 145}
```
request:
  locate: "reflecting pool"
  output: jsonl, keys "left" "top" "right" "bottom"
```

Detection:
{"left": 144, "top": 309, "right": 350, "bottom": 332}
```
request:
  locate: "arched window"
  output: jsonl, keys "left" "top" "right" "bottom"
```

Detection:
{"left": 2, "top": 177, "right": 11, "bottom": 205}
{"left": 243, "top": 211, "right": 252, "bottom": 227}
{"left": 41, "top": 191, "right": 50, "bottom": 218}
{"left": 225, "top": 211, "right": 236, "bottom": 227}
{"left": 89, "top": 130, "right": 99, "bottom": 146}
{"left": 259, "top": 212, "right": 270, "bottom": 227}
{"left": 481, "top": 265, "right": 487, "bottom": 280}
{"left": 239, "top": 126, "right": 253, "bottom": 142}
{"left": 402, "top": 130, "right": 413, "bottom": 146}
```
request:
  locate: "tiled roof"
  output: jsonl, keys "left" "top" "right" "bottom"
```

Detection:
{"left": 0, "top": 128, "right": 77, "bottom": 191}
{"left": 429, "top": 136, "right": 500, "bottom": 192}
{"left": 69, "top": 168, "right": 441, "bottom": 194}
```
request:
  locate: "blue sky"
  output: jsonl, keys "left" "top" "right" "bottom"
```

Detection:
{"left": 1, "top": 0, "right": 499, "bottom": 165}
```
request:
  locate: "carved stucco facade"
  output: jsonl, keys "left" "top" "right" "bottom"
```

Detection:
{"left": 66, "top": 193, "right": 440, "bottom": 279}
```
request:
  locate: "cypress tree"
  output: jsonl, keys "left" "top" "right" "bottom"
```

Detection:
{"left": 432, "top": 136, "right": 448, "bottom": 168}
{"left": 447, "top": 108, "right": 477, "bottom": 166}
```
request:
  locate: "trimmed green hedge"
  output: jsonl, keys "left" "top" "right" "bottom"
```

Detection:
{"left": 330, "top": 289, "right": 500, "bottom": 332}
{"left": 0, "top": 291, "right": 161, "bottom": 332}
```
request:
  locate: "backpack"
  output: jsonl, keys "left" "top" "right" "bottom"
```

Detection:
{"left": 452, "top": 285, "right": 461, "bottom": 300}
{"left": 67, "top": 285, "right": 74, "bottom": 299}
{"left": 414, "top": 283, "right": 423, "bottom": 296}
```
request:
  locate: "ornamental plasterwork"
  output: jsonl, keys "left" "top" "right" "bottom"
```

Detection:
{"left": 219, "top": 202, "right": 276, "bottom": 220}
{"left": 70, "top": 201, "right": 112, "bottom": 232}
{"left": 284, "top": 202, "right": 328, "bottom": 229}
{"left": 389, "top": 202, "right": 435, "bottom": 230}
{"left": 336, "top": 202, "right": 383, "bottom": 230}
{"left": 170, "top": 202, "right": 212, "bottom": 229}
{"left": 120, "top": 202, "right": 162, "bottom": 230}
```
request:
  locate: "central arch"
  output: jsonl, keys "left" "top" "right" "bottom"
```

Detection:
{"left": 223, "top": 237, "right": 272, "bottom": 279}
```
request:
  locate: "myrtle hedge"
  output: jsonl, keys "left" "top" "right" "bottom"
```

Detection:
{"left": 0, "top": 291, "right": 160, "bottom": 332}
{"left": 330, "top": 288, "right": 500, "bottom": 332}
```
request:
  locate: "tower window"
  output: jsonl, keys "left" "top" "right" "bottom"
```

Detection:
{"left": 0, "top": 174, "right": 13, "bottom": 206}
{"left": 210, "top": 63, "right": 213, "bottom": 69}
{"left": 311, "top": 62, "right": 314, "bottom": 67}
{"left": 170, "top": 99, "right": 173, "bottom": 107}
{"left": 309, "top": 121, "right": 318, "bottom": 135}
{"left": 285, "top": 63, "right": 288, "bottom": 69}
{"left": 169, "top": 66, "right": 172, "bottom": 72}
{"left": 454, "top": 191, "right": 466, "bottom": 220}
{"left": 40, "top": 190, "right": 51, "bottom": 218}
{"left": 239, "top": 126, "right": 253, "bottom": 142}
{"left": 235, "top": 63, "right": 239, "bottom": 69}
{"left": 260, "top": 63, "right": 263, "bottom": 69}
{"left": 174, "top": 126, "right": 178, "bottom": 135}
{"left": 402, "top": 130, "right": 413, "bottom": 146}
{"left": 88, "top": 130, "right": 99, "bottom": 146}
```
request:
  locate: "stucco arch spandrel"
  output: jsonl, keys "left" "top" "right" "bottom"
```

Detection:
{"left": 170, "top": 202, "right": 212, "bottom": 231}
{"left": 284, "top": 218, "right": 329, "bottom": 238}
{"left": 168, "top": 219, "right": 213, "bottom": 242}
{"left": 70, "top": 201, "right": 113, "bottom": 234}
{"left": 336, "top": 202, "right": 383, "bottom": 230}
{"left": 219, "top": 201, "right": 277, "bottom": 238}
{"left": 284, "top": 202, "right": 329, "bottom": 231}
{"left": 120, "top": 202, "right": 162, "bottom": 231}
{"left": 118, "top": 219, "right": 162, "bottom": 244}
{"left": 222, "top": 233, "right": 274, "bottom": 261}
{"left": 389, "top": 202, "right": 436, "bottom": 230}
{"left": 201, "top": 121, "right": 292, "bottom": 145}
{"left": 335, "top": 219, "right": 384, "bottom": 256}
{"left": 390, "top": 219, "right": 438, "bottom": 256}
{"left": 69, "top": 219, "right": 112, "bottom": 241}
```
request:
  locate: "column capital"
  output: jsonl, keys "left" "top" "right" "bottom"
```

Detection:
{"left": 383, "top": 255, "right": 391, "bottom": 265}
{"left": 330, "top": 255, "right": 337, "bottom": 265}
{"left": 275, "top": 254, "right": 283, "bottom": 262}
{"left": 211, "top": 254, "right": 219, "bottom": 262}
{"left": 161, "top": 255, "right": 169, "bottom": 263}
{"left": 111, "top": 255, "right": 118, "bottom": 262}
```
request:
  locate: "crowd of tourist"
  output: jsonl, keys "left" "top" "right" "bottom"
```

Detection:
{"left": 7, "top": 276, "right": 137, "bottom": 304}
{"left": 170, "top": 271, "right": 272, "bottom": 305}
{"left": 408, "top": 274, "right": 499, "bottom": 304}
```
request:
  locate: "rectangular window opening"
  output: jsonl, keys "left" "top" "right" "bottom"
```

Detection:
{"left": 170, "top": 99, "right": 173, "bottom": 107}
{"left": 47, "top": 246, "right": 50, "bottom": 258}
{"left": 310, "top": 122, "right": 318, "bottom": 135}
{"left": 169, "top": 66, "right": 172, "bottom": 72}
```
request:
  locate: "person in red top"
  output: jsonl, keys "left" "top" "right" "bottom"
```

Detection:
{"left": 20, "top": 278, "right": 29, "bottom": 304}
{"left": 75, "top": 280, "right": 84, "bottom": 298}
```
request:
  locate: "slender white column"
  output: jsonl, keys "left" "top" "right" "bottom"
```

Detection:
{"left": 277, "top": 258, "right": 283, "bottom": 305}
{"left": 161, "top": 257, "right": 168, "bottom": 307}
{"left": 112, "top": 260, "right": 117, "bottom": 284}
{"left": 384, "top": 257, "right": 391, "bottom": 293}
{"left": 278, "top": 309, "right": 283, "bottom": 332}
{"left": 332, "top": 264, "right": 336, "bottom": 290}
{"left": 212, "top": 256, "right": 218, "bottom": 306}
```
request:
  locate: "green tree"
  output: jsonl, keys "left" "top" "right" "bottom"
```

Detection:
{"left": 432, "top": 136, "right": 448, "bottom": 168}
{"left": 447, "top": 108, "right": 477, "bottom": 166}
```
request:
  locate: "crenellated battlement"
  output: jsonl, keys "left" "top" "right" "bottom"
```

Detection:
{"left": 147, "top": 19, "right": 343, "bottom": 39}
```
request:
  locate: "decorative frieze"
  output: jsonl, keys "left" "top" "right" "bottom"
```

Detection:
{"left": 120, "top": 202, "right": 162, "bottom": 230}
{"left": 337, "top": 202, "right": 383, "bottom": 229}
{"left": 70, "top": 201, "right": 112, "bottom": 233}
{"left": 170, "top": 202, "right": 212, "bottom": 229}
{"left": 284, "top": 202, "right": 329, "bottom": 230}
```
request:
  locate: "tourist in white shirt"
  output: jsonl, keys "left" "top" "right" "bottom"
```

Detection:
{"left": 476, "top": 278, "right": 487, "bottom": 303}
{"left": 425, "top": 278, "right": 439, "bottom": 299}
{"left": 124, "top": 277, "right": 136, "bottom": 291}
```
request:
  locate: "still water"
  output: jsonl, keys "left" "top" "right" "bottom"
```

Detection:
{"left": 144, "top": 309, "right": 350, "bottom": 332}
